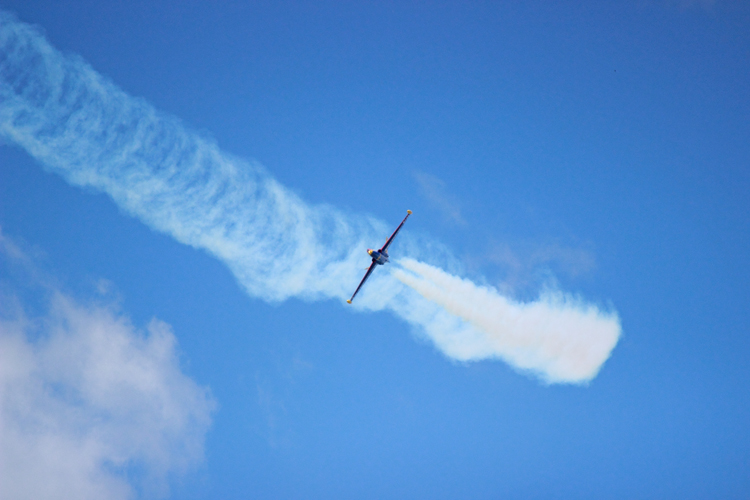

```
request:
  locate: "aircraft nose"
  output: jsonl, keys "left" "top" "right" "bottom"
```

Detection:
{"left": 367, "top": 249, "right": 373, "bottom": 255}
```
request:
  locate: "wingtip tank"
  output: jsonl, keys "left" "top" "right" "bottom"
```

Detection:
{"left": 346, "top": 299, "right": 352, "bottom": 304}
{"left": 407, "top": 209, "right": 412, "bottom": 214}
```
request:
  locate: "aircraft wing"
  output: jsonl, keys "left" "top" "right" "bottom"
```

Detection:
{"left": 380, "top": 210, "right": 412, "bottom": 253}
{"left": 347, "top": 261, "right": 378, "bottom": 304}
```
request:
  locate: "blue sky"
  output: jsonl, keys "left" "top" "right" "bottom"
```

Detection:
{"left": 1, "top": 1, "right": 749, "bottom": 499}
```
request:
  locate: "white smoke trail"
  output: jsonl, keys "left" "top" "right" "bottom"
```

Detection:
{"left": 0, "top": 12, "right": 620, "bottom": 383}
{"left": 394, "top": 259, "right": 620, "bottom": 383}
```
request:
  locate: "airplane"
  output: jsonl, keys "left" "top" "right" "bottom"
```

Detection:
{"left": 347, "top": 210, "right": 412, "bottom": 304}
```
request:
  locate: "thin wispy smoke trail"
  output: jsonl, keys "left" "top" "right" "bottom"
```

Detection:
{"left": 0, "top": 12, "right": 375, "bottom": 303}
{"left": 0, "top": 12, "right": 620, "bottom": 384}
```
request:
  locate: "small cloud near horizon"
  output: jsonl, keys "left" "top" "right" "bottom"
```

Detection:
{"left": 472, "top": 239, "right": 598, "bottom": 297}
{"left": 413, "top": 171, "right": 466, "bottom": 226}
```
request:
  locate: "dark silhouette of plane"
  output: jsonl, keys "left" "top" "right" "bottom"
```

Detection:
{"left": 347, "top": 210, "right": 412, "bottom": 304}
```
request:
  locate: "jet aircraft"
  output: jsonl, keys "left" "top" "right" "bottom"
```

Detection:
{"left": 347, "top": 210, "right": 412, "bottom": 304}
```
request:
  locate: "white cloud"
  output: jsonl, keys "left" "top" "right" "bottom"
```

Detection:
{"left": 413, "top": 171, "right": 466, "bottom": 225}
{"left": 0, "top": 237, "right": 214, "bottom": 500}
{"left": 477, "top": 240, "right": 597, "bottom": 297}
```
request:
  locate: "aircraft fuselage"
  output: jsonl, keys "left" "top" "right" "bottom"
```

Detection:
{"left": 367, "top": 249, "right": 389, "bottom": 265}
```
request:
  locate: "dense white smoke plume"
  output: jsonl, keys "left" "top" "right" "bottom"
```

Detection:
{"left": 0, "top": 12, "right": 620, "bottom": 384}
{"left": 394, "top": 259, "right": 620, "bottom": 382}
{"left": 0, "top": 234, "right": 215, "bottom": 500}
